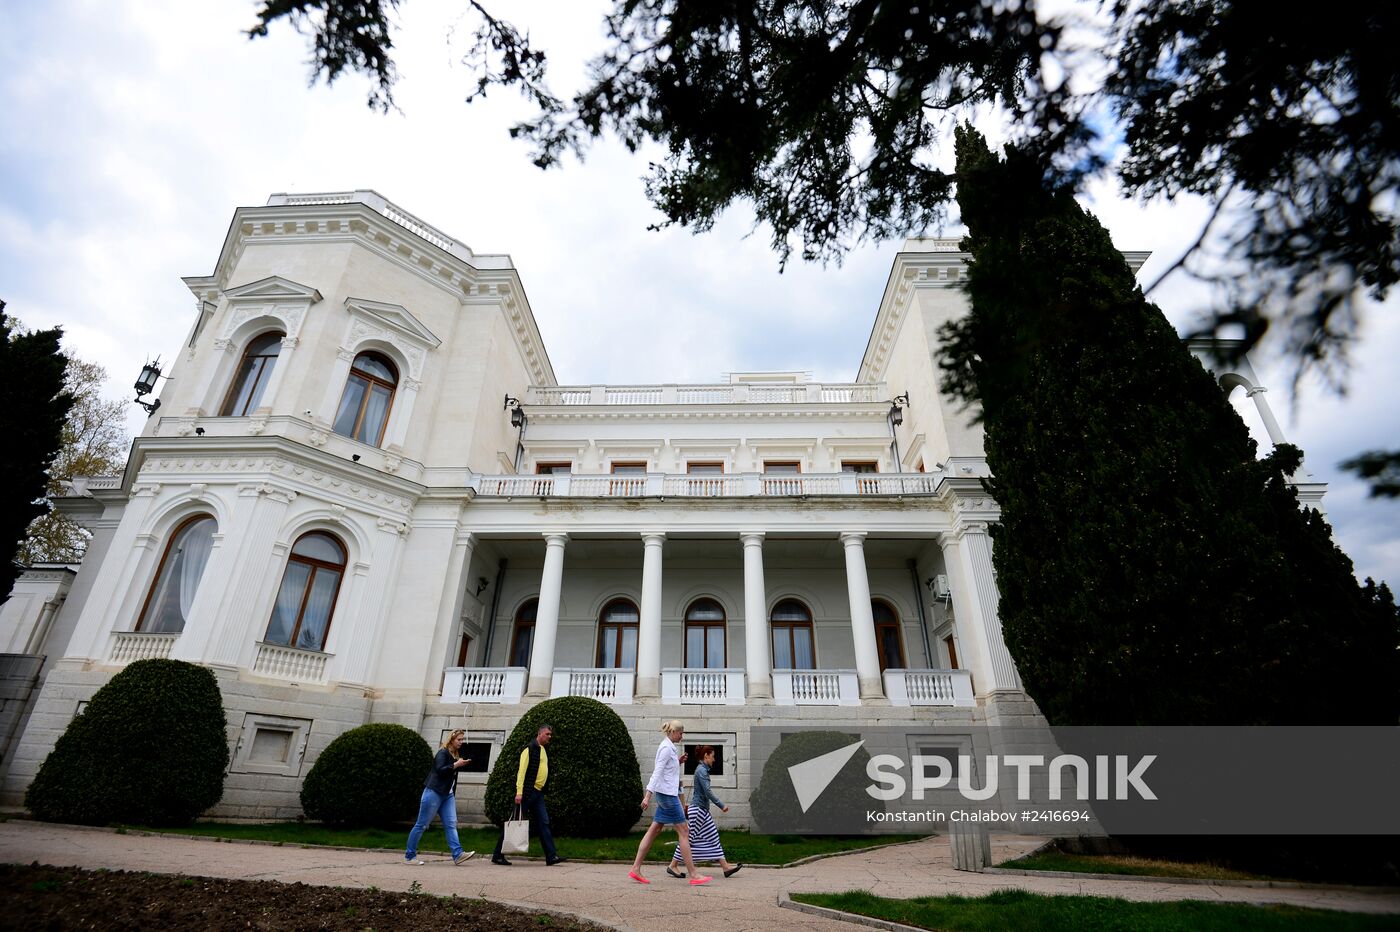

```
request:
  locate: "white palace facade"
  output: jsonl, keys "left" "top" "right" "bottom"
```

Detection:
{"left": 0, "top": 191, "right": 1310, "bottom": 822}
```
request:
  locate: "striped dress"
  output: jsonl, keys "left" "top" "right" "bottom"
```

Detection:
{"left": 681, "top": 762, "right": 725, "bottom": 861}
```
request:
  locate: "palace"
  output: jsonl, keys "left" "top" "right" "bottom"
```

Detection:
{"left": 0, "top": 191, "right": 1310, "bottom": 823}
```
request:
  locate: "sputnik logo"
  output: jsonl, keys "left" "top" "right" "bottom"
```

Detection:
{"left": 787, "top": 741, "right": 865, "bottom": 813}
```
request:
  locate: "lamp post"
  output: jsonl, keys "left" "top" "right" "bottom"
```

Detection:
{"left": 133, "top": 359, "right": 163, "bottom": 415}
{"left": 887, "top": 392, "right": 910, "bottom": 471}
{"left": 504, "top": 394, "right": 527, "bottom": 472}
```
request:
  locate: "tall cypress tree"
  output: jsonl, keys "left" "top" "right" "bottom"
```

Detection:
{"left": 0, "top": 302, "right": 74, "bottom": 601}
{"left": 940, "top": 127, "right": 1399, "bottom": 725}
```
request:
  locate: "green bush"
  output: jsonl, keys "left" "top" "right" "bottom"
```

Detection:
{"left": 483, "top": 697, "right": 643, "bottom": 837}
{"left": 300, "top": 723, "right": 433, "bottom": 826}
{"left": 25, "top": 659, "right": 228, "bottom": 826}
{"left": 749, "top": 730, "right": 876, "bottom": 834}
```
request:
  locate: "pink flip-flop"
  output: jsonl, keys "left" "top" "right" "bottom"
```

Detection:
{"left": 628, "top": 871, "right": 651, "bottom": 884}
{"left": 689, "top": 876, "right": 712, "bottom": 886}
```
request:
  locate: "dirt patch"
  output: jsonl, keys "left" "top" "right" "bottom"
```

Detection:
{"left": 0, "top": 863, "right": 607, "bottom": 931}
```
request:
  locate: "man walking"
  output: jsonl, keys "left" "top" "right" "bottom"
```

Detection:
{"left": 493, "top": 723, "right": 566, "bottom": 866}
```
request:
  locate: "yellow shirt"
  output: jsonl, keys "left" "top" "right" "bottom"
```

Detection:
{"left": 515, "top": 743, "right": 548, "bottom": 794}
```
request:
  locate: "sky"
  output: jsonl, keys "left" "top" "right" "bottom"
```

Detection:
{"left": 1, "top": 1, "right": 1396, "bottom": 586}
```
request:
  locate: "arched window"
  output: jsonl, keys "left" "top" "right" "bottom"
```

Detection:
{"left": 333, "top": 352, "right": 398, "bottom": 445}
{"left": 770, "top": 598, "right": 815, "bottom": 670}
{"left": 596, "top": 597, "right": 639, "bottom": 668}
{"left": 684, "top": 597, "right": 726, "bottom": 668}
{"left": 872, "top": 599, "right": 906, "bottom": 671}
{"left": 510, "top": 598, "right": 538, "bottom": 668}
{"left": 135, "top": 515, "right": 216, "bottom": 633}
{"left": 220, "top": 332, "right": 284, "bottom": 416}
{"left": 265, "top": 532, "right": 346, "bottom": 651}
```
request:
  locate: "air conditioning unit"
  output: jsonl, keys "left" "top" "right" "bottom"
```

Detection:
{"left": 933, "top": 574, "right": 952, "bottom": 601}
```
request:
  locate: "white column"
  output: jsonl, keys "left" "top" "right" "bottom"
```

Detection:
{"left": 315, "top": 348, "right": 357, "bottom": 426}
{"left": 420, "top": 530, "right": 477, "bottom": 694}
{"left": 741, "top": 531, "right": 772, "bottom": 699}
{"left": 939, "top": 525, "right": 1020, "bottom": 694}
{"left": 840, "top": 531, "right": 885, "bottom": 699}
{"left": 635, "top": 532, "right": 665, "bottom": 699}
{"left": 527, "top": 532, "right": 568, "bottom": 696}
{"left": 1246, "top": 386, "right": 1288, "bottom": 447}
{"left": 186, "top": 339, "right": 238, "bottom": 416}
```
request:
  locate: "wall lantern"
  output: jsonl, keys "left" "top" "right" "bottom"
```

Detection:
{"left": 132, "top": 358, "right": 163, "bottom": 415}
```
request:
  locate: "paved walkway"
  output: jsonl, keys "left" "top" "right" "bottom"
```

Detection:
{"left": 2, "top": 821, "right": 1397, "bottom": 929}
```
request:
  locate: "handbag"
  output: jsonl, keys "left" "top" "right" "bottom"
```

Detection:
{"left": 503, "top": 804, "right": 530, "bottom": 854}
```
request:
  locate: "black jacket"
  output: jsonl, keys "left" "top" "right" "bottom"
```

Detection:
{"left": 424, "top": 748, "right": 459, "bottom": 796}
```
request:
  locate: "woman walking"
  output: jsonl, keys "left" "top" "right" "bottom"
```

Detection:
{"left": 404, "top": 728, "right": 476, "bottom": 865}
{"left": 666, "top": 745, "right": 741, "bottom": 879}
{"left": 628, "top": 720, "right": 710, "bottom": 885}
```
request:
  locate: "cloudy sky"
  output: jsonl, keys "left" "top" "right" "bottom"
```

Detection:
{"left": 2, "top": 1, "right": 1396, "bottom": 585}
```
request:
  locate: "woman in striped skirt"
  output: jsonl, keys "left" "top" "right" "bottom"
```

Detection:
{"left": 667, "top": 745, "right": 742, "bottom": 878}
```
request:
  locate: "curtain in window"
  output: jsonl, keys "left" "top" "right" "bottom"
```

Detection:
{"left": 267, "top": 563, "right": 311, "bottom": 645}
{"left": 176, "top": 521, "right": 215, "bottom": 620}
{"left": 297, "top": 569, "right": 340, "bottom": 649}
{"left": 359, "top": 384, "right": 392, "bottom": 443}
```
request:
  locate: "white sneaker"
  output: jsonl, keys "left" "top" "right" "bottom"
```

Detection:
{"left": 454, "top": 851, "right": 477, "bottom": 865}
{"left": 404, "top": 858, "right": 426, "bottom": 865}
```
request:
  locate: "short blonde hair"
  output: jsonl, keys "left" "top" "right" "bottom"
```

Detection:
{"left": 442, "top": 728, "right": 466, "bottom": 758}
{"left": 660, "top": 719, "right": 685, "bottom": 735}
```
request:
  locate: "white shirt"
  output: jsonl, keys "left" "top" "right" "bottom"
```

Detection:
{"left": 646, "top": 737, "right": 681, "bottom": 795}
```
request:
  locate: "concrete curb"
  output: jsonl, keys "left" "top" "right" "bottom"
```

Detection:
{"left": 984, "top": 866, "right": 1400, "bottom": 895}
{"left": 24, "top": 819, "right": 920, "bottom": 870}
{"left": 776, "top": 891, "right": 928, "bottom": 931}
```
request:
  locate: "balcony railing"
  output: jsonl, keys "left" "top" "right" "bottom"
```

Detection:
{"left": 253, "top": 642, "right": 330, "bottom": 684}
{"left": 473, "top": 471, "right": 942, "bottom": 499}
{"left": 551, "top": 668, "right": 635, "bottom": 704}
{"left": 772, "top": 669, "right": 860, "bottom": 706}
{"left": 109, "top": 631, "right": 178, "bottom": 664}
{"left": 660, "top": 668, "right": 746, "bottom": 704}
{"left": 525, "top": 382, "right": 888, "bottom": 407}
{"left": 883, "top": 668, "right": 976, "bottom": 707}
{"left": 441, "top": 667, "right": 527, "bottom": 704}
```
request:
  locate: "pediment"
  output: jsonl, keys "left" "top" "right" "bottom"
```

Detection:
{"left": 224, "top": 276, "right": 323, "bottom": 304}
{"left": 343, "top": 297, "right": 441, "bottom": 348}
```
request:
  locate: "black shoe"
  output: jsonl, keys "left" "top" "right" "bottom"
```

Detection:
{"left": 492, "top": 856, "right": 512, "bottom": 866}
{"left": 723, "top": 864, "right": 743, "bottom": 878}
{"left": 546, "top": 856, "right": 567, "bottom": 866}
{"left": 665, "top": 866, "right": 686, "bottom": 879}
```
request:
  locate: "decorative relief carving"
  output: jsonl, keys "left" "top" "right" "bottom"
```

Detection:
{"left": 307, "top": 430, "right": 329, "bottom": 448}
{"left": 383, "top": 454, "right": 403, "bottom": 473}
{"left": 212, "top": 339, "right": 232, "bottom": 353}
{"left": 335, "top": 347, "right": 356, "bottom": 362}
{"left": 377, "top": 518, "right": 409, "bottom": 535}
{"left": 247, "top": 419, "right": 268, "bottom": 435}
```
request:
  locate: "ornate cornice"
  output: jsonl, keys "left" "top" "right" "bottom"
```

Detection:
{"left": 189, "top": 197, "right": 556, "bottom": 386}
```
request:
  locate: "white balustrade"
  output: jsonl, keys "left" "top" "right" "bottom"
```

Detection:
{"left": 550, "top": 668, "right": 635, "bottom": 704}
{"left": 441, "top": 667, "right": 527, "bottom": 704}
{"left": 472, "top": 470, "right": 944, "bottom": 500}
{"left": 524, "top": 381, "right": 889, "bottom": 407}
{"left": 660, "top": 668, "right": 746, "bottom": 704}
{"left": 772, "top": 669, "right": 861, "bottom": 706}
{"left": 109, "top": 631, "right": 178, "bottom": 664}
{"left": 253, "top": 642, "right": 330, "bottom": 684}
{"left": 884, "top": 668, "right": 976, "bottom": 707}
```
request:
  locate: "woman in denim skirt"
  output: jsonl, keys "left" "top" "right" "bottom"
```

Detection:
{"left": 628, "top": 720, "right": 711, "bottom": 885}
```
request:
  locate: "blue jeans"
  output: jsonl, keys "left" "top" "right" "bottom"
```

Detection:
{"left": 493, "top": 790, "right": 558, "bottom": 860}
{"left": 405, "top": 788, "right": 463, "bottom": 859}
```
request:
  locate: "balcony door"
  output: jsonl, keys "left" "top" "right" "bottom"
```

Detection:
{"left": 684, "top": 597, "right": 726, "bottom": 668}
{"left": 597, "top": 597, "right": 639, "bottom": 668}
{"left": 872, "top": 599, "right": 907, "bottom": 671}
{"left": 509, "top": 599, "right": 537, "bottom": 668}
{"left": 770, "top": 598, "right": 815, "bottom": 669}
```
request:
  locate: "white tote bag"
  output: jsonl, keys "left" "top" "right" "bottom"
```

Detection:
{"left": 503, "top": 804, "right": 530, "bottom": 854}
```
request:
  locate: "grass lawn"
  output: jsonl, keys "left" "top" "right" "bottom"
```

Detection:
{"left": 1001, "top": 850, "right": 1296, "bottom": 883}
{"left": 137, "top": 821, "right": 917, "bottom": 865}
{"left": 791, "top": 890, "right": 1400, "bottom": 931}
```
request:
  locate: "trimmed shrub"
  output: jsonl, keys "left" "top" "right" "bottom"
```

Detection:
{"left": 300, "top": 723, "right": 433, "bottom": 826}
{"left": 483, "top": 697, "right": 643, "bottom": 837}
{"left": 25, "top": 659, "right": 228, "bottom": 826}
{"left": 749, "top": 730, "right": 875, "bottom": 834}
